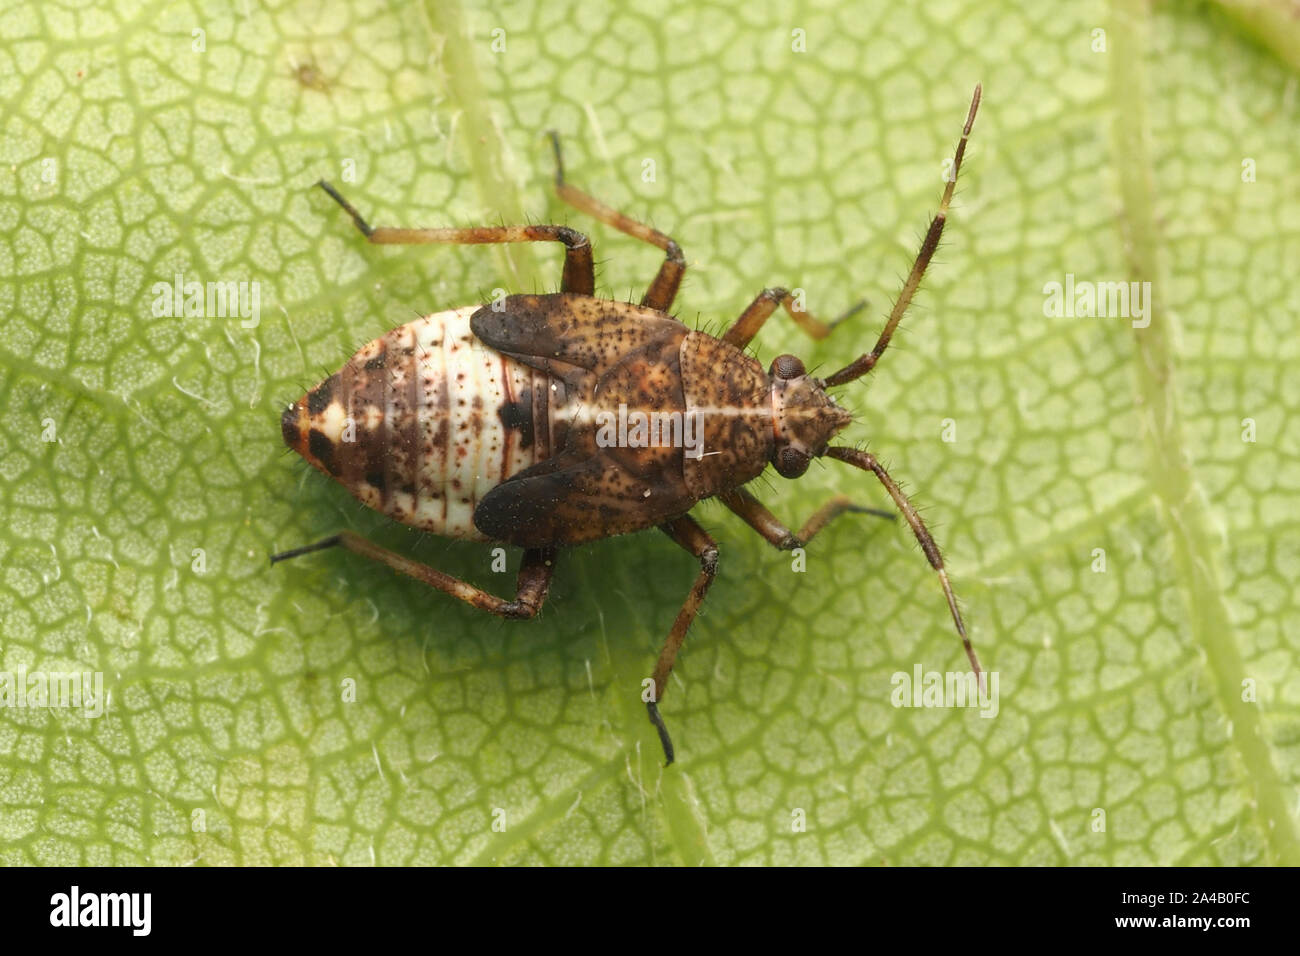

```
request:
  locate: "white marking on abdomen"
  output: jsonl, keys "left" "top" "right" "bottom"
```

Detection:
{"left": 402, "top": 307, "right": 539, "bottom": 540}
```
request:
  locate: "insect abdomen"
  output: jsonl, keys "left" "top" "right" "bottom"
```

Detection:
{"left": 282, "top": 306, "right": 565, "bottom": 540}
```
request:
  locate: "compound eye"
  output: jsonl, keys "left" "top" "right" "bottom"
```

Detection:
{"left": 770, "top": 354, "right": 805, "bottom": 380}
{"left": 776, "top": 445, "right": 810, "bottom": 479}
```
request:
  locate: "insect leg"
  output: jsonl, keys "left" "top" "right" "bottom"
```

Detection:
{"left": 722, "top": 287, "right": 866, "bottom": 350}
{"left": 647, "top": 514, "right": 719, "bottom": 765}
{"left": 719, "top": 487, "right": 893, "bottom": 550}
{"left": 825, "top": 446, "right": 983, "bottom": 682}
{"left": 315, "top": 180, "right": 595, "bottom": 295}
{"left": 271, "top": 531, "right": 556, "bottom": 620}
{"left": 823, "top": 85, "right": 981, "bottom": 387}
{"left": 547, "top": 132, "right": 686, "bottom": 312}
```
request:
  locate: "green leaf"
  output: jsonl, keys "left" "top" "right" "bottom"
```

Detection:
{"left": 2, "top": 0, "right": 1298, "bottom": 865}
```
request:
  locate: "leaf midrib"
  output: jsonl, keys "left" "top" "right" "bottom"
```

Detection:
{"left": 1111, "top": 0, "right": 1300, "bottom": 865}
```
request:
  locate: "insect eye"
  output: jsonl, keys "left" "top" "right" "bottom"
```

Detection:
{"left": 776, "top": 446, "right": 810, "bottom": 479}
{"left": 770, "top": 354, "right": 805, "bottom": 380}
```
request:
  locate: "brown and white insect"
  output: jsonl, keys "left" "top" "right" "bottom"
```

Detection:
{"left": 275, "top": 86, "right": 984, "bottom": 764}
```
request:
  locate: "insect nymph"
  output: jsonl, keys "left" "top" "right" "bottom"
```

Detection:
{"left": 275, "top": 87, "right": 984, "bottom": 764}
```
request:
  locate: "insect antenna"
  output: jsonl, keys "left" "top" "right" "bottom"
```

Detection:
{"left": 825, "top": 445, "right": 982, "bottom": 686}
{"left": 822, "top": 85, "right": 980, "bottom": 389}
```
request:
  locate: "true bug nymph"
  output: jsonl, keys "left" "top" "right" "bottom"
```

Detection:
{"left": 275, "top": 86, "right": 984, "bottom": 764}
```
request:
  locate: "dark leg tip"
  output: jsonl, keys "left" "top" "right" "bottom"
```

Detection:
{"left": 646, "top": 701, "right": 675, "bottom": 766}
{"left": 830, "top": 299, "right": 869, "bottom": 329}
{"left": 270, "top": 535, "right": 343, "bottom": 566}
{"left": 315, "top": 180, "right": 373, "bottom": 236}
{"left": 546, "top": 130, "right": 566, "bottom": 186}
{"left": 846, "top": 504, "right": 897, "bottom": 522}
